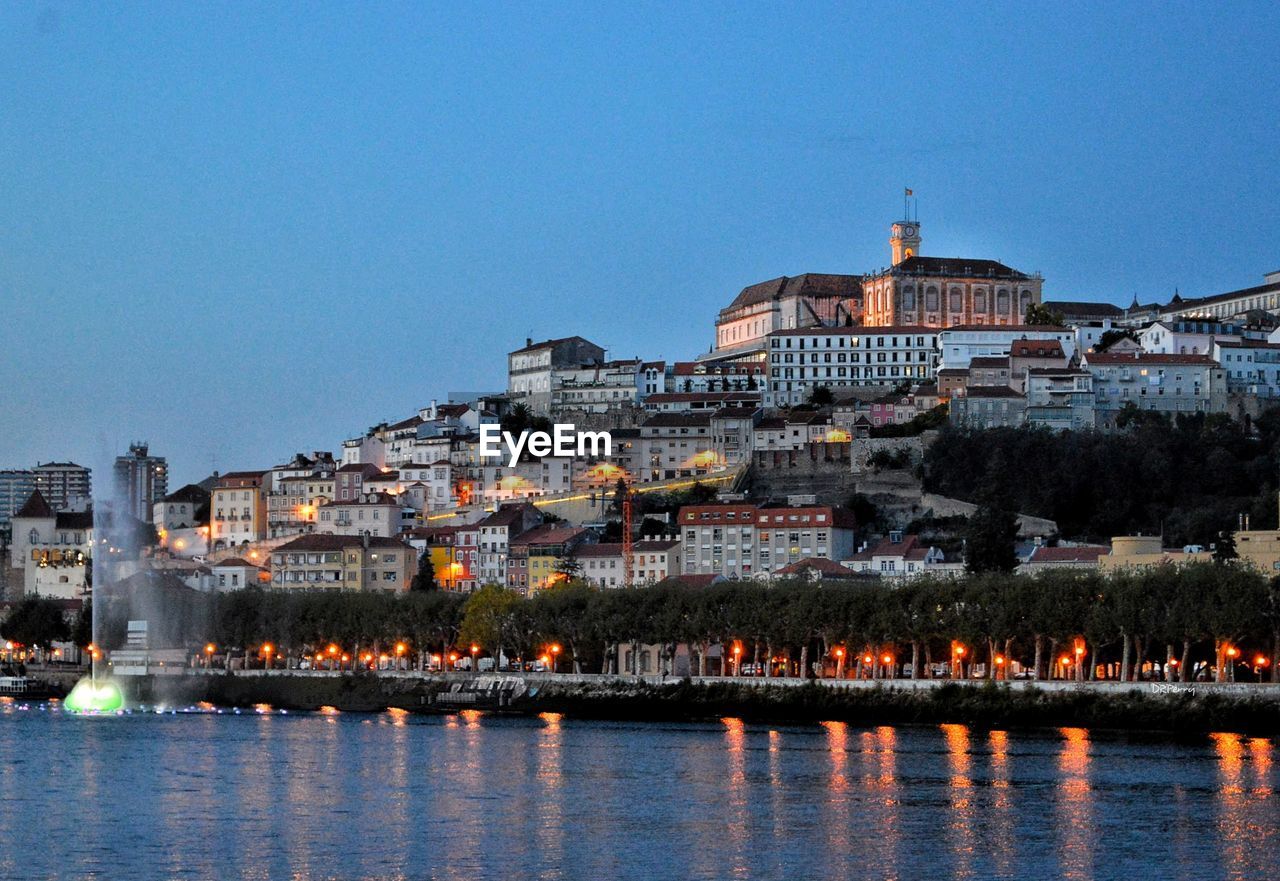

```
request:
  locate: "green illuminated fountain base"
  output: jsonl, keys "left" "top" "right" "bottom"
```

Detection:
{"left": 65, "top": 677, "right": 126, "bottom": 713}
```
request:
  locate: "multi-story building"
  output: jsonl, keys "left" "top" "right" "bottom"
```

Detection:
{"left": 210, "top": 471, "right": 268, "bottom": 550}
{"left": 335, "top": 462, "right": 382, "bottom": 503}
{"left": 861, "top": 220, "right": 1044, "bottom": 329}
{"left": 671, "top": 361, "right": 766, "bottom": 394}
{"left": 1009, "top": 339, "right": 1070, "bottom": 392}
{"left": 550, "top": 359, "right": 643, "bottom": 415}
{"left": 576, "top": 539, "right": 682, "bottom": 588}
{"left": 1138, "top": 319, "right": 1258, "bottom": 356}
{"left": 638, "top": 413, "right": 721, "bottom": 481}
{"left": 1154, "top": 270, "right": 1280, "bottom": 323}
{"left": 316, "top": 491, "right": 403, "bottom": 538}
{"left": 679, "top": 503, "right": 856, "bottom": 579}
{"left": 32, "top": 462, "right": 91, "bottom": 512}
{"left": 1025, "top": 368, "right": 1097, "bottom": 430}
{"left": 710, "top": 407, "right": 760, "bottom": 466}
{"left": 153, "top": 484, "right": 210, "bottom": 533}
{"left": 7, "top": 491, "right": 94, "bottom": 599}
{"left": 713, "top": 274, "right": 861, "bottom": 361}
{"left": 112, "top": 443, "right": 168, "bottom": 523}
{"left": 764, "top": 326, "right": 939, "bottom": 408}
{"left": 1083, "top": 352, "right": 1227, "bottom": 425}
{"left": 1211, "top": 339, "right": 1280, "bottom": 399}
{"left": 476, "top": 503, "right": 543, "bottom": 585}
{"left": 643, "top": 391, "right": 762, "bottom": 413}
{"left": 507, "top": 336, "right": 606, "bottom": 415}
{"left": 398, "top": 461, "right": 454, "bottom": 512}
{"left": 843, "top": 532, "right": 962, "bottom": 580}
{"left": 0, "top": 470, "right": 36, "bottom": 529}
{"left": 402, "top": 525, "right": 463, "bottom": 589}
{"left": 948, "top": 386, "right": 1027, "bottom": 429}
{"left": 505, "top": 525, "right": 591, "bottom": 594}
{"left": 937, "top": 325, "right": 1077, "bottom": 372}
{"left": 269, "top": 533, "right": 414, "bottom": 592}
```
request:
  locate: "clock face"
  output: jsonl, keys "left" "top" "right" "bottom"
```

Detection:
{"left": 904, "top": 226, "right": 917, "bottom": 237}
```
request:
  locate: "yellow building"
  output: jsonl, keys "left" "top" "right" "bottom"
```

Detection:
{"left": 1231, "top": 529, "right": 1280, "bottom": 574}
{"left": 1098, "top": 535, "right": 1211, "bottom": 573}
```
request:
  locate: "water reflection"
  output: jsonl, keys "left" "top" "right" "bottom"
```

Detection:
{"left": 2, "top": 711, "right": 1279, "bottom": 879}
{"left": 1056, "top": 727, "right": 1093, "bottom": 881}
{"left": 535, "top": 712, "right": 564, "bottom": 879}
{"left": 821, "top": 721, "right": 850, "bottom": 865}
{"left": 987, "top": 730, "right": 1013, "bottom": 877}
{"left": 722, "top": 717, "right": 750, "bottom": 880}
{"left": 941, "top": 723, "right": 975, "bottom": 881}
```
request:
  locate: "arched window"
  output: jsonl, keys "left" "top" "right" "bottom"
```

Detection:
{"left": 973, "top": 288, "right": 987, "bottom": 312}
{"left": 902, "top": 286, "right": 915, "bottom": 311}
{"left": 28, "top": 528, "right": 39, "bottom": 545}
{"left": 997, "top": 289, "right": 1010, "bottom": 313}
{"left": 950, "top": 288, "right": 963, "bottom": 312}
{"left": 925, "top": 286, "right": 939, "bottom": 312}
{"left": 1019, "top": 290, "right": 1032, "bottom": 315}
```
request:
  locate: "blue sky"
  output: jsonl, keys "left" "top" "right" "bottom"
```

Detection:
{"left": 2, "top": 3, "right": 1278, "bottom": 486}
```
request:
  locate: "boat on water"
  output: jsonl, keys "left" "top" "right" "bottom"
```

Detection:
{"left": 0, "top": 675, "right": 68, "bottom": 701}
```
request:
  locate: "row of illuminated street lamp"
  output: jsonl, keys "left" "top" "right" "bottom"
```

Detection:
{"left": 196, "top": 641, "right": 567, "bottom": 673}
{"left": 726, "top": 639, "right": 1274, "bottom": 681}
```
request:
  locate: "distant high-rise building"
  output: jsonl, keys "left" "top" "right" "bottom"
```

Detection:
{"left": 32, "top": 462, "right": 92, "bottom": 512}
{"left": 0, "top": 469, "right": 36, "bottom": 527}
{"left": 113, "top": 442, "right": 168, "bottom": 523}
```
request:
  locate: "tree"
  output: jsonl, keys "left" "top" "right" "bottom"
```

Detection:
{"left": 500, "top": 402, "right": 533, "bottom": 437}
{"left": 1024, "top": 302, "right": 1065, "bottom": 326}
{"left": 1, "top": 597, "right": 71, "bottom": 651}
{"left": 553, "top": 546, "right": 583, "bottom": 581}
{"left": 1096, "top": 328, "right": 1139, "bottom": 352}
{"left": 458, "top": 584, "right": 521, "bottom": 665}
{"left": 808, "top": 385, "right": 834, "bottom": 407}
{"left": 410, "top": 551, "right": 437, "bottom": 592}
{"left": 963, "top": 506, "right": 1019, "bottom": 574}
{"left": 1213, "top": 531, "right": 1238, "bottom": 565}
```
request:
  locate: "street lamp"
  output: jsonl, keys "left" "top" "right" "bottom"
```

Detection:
{"left": 395, "top": 641, "right": 407, "bottom": 671}
{"left": 834, "top": 647, "right": 845, "bottom": 679}
{"left": 732, "top": 643, "right": 742, "bottom": 677}
{"left": 470, "top": 644, "right": 479, "bottom": 672}
{"left": 261, "top": 643, "right": 274, "bottom": 671}
{"left": 204, "top": 643, "right": 216, "bottom": 670}
{"left": 550, "top": 643, "right": 561, "bottom": 674}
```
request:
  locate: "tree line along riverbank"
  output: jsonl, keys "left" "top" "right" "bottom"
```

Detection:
{"left": 66, "top": 562, "right": 1280, "bottom": 687}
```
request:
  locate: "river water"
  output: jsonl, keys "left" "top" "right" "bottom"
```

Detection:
{"left": 0, "top": 700, "right": 1276, "bottom": 880}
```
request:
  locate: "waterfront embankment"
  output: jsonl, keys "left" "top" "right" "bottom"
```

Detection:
{"left": 109, "top": 670, "right": 1280, "bottom": 734}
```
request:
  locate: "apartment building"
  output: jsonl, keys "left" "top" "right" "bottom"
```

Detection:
{"left": 679, "top": 503, "right": 856, "bottom": 579}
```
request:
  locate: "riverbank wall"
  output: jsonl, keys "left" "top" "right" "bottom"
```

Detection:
{"left": 109, "top": 670, "right": 1280, "bottom": 735}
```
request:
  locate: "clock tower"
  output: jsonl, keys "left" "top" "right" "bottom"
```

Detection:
{"left": 890, "top": 220, "right": 921, "bottom": 265}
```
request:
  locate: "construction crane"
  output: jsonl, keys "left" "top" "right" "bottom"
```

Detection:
{"left": 621, "top": 481, "right": 634, "bottom": 586}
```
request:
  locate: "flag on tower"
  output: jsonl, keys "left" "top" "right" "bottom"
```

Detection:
{"left": 905, "top": 187, "right": 913, "bottom": 196}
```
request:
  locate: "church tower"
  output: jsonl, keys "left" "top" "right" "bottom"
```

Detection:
{"left": 890, "top": 220, "right": 921, "bottom": 265}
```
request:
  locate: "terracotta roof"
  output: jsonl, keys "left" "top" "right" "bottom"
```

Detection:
{"left": 509, "top": 335, "right": 600, "bottom": 355}
{"left": 723, "top": 274, "right": 861, "bottom": 314}
{"left": 1042, "top": 300, "right": 1124, "bottom": 319}
{"left": 1026, "top": 545, "right": 1109, "bottom": 564}
{"left": 775, "top": 557, "right": 867, "bottom": 577}
{"left": 13, "top": 491, "right": 53, "bottom": 519}
{"left": 962, "top": 386, "right": 1025, "bottom": 398}
{"left": 969, "top": 356, "right": 1009, "bottom": 368}
{"left": 847, "top": 535, "right": 921, "bottom": 561}
{"left": 214, "top": 557, "right": 263, "bottom": 569}
{"left": 664, "top": 573, "right": 723, "bottom": 588}
{"left": 1010, "top": 339, "right": 1066, "bottom": 358}
{"left": 477, "top": 504, "right": 539, "bottom": 529}
{"left": 510, "top": 526, "right": 588, "bottom": 549}
{"left": 164, "top": 484, "right": 211, "bottom": 504}
{"left": 881, "top": 255, "right": 1030, "bottom": 280}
